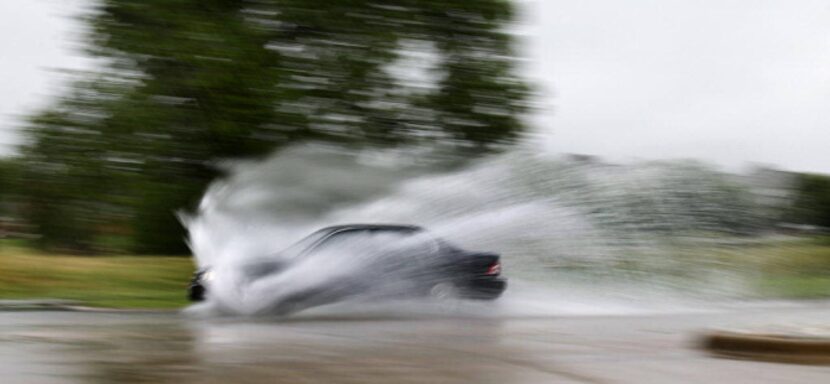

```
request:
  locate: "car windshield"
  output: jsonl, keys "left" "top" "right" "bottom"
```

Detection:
{"left": 280, "top": 229, "right": 330, "bottom": 259}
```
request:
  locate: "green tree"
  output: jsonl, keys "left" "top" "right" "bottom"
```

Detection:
{"left": 788, "top": 173, "right": 830, "bottom": 228}
{"left": 0, "top": 157, "right": 23, "bottom": 224}
{"left": 22, "top": 0, "right": 529, "bottom": 254}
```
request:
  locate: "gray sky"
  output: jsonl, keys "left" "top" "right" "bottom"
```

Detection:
{"left": 521, "top": 0, "right": 830, "bottom": 173}
{"left": 0, "top": 0, "right": 94, "bottom": 153}
{"left": 1, "top": 0, "right": 829, "bottom": 173}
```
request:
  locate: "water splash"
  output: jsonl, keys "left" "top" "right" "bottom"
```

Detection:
{"left": 183, "top": 146, "right": 781, "bottom": 316}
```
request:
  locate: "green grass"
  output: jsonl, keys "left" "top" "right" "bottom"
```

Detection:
{"left": 744, "top": 239, "right": 830, "bottom": 298}
{"left": 0, "top": 244, "right": 194, "bottom": 309}
{"left": 758, "top": 275, "right": 830, "bottom": 299}
{"left": 693, "top": 237, "right": 830, "bottom": 299}
{"left": 0, "top": 237, "right": 828, "bottom": 308}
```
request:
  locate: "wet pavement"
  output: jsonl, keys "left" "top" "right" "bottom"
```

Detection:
{"left": 2, "top": 303, "right": 830, "bottom": 383}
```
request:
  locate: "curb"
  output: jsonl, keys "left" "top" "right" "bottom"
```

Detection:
{"left": 0, "top": 299, "right": 84, "bottom": 311}
{"left": 700, "top": 331, "right": 830, "bottom": 365}
{"left": 0, "top": 300, "right": 177, "bottom": 313}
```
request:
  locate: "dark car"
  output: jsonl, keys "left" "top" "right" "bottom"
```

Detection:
{"left": 188, "top": 224, "right": 506, "bottom": 314}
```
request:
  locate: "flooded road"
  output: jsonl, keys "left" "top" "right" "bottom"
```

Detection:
{"left": 2, "top": 303, "right": 829, "bottom": 383}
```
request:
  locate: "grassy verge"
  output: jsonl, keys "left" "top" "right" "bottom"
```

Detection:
{"left": 0, "top": 244, "right": 194, "bottom": 309}
{"left": 749, "top": 237, "right": 830, "bottom": 299}
{"left": 758, "top": 276, "right": 830, "bottom": 299}
{"left": 0, "top": 237, "right": 828, "bottom": 308}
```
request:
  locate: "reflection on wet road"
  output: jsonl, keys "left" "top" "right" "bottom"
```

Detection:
{"left": 2, "top": 304, "right": 829, "bottom": 383}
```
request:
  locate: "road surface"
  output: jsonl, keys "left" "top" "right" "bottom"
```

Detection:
{"left": 1, "top": 302, "right": 829, "bottom": 383}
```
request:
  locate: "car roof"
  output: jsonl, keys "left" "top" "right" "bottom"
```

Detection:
{"left": 317, "top": 224, "right": 424, "bottom": 234}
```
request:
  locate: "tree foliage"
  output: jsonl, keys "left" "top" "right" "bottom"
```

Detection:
{"left": 21, "top": 0, "right": 529, "bottom": 253}
{"left": 788, "top": 173, "right": 830, "bottom": 228}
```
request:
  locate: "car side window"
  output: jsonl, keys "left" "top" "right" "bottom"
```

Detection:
{"left": 304, "top": 228, "right": 440, "bottom": 261}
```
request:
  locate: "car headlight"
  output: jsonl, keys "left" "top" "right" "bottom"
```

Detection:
{"left": 202, "top": 270, "right": 216, "bottom": 283}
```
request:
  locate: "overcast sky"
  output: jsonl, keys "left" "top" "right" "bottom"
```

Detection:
{"left": 0, "top": 0, "right": 94, "bottom": 154}
{"left": 1, "top": 0, "right": 829, "bottom": 173}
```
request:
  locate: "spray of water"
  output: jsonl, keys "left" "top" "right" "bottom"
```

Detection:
{"left": 183, "top": 145, "right": 782, "bottom": 317}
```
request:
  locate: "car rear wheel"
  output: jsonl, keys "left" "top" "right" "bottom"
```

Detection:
{"left": 428, "top": 282, "right": 459, "bottom": 300}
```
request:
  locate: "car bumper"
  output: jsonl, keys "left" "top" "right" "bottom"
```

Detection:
{"left": 187, "top": 270, "right": 207, "bottom": 302}
{"left": 187, "top": 282, "right": 206, "bottom": 302}
{"left": 461, "top": 277, "right": 507, "bottom": 300}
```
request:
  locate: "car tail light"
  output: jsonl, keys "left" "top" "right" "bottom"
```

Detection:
{"left": 485, "top": 261, "right": 501, "bottom": 276}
